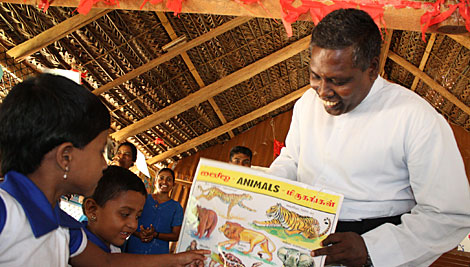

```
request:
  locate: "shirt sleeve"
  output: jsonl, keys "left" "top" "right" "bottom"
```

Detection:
{"left": 69, "top": 228, "right": 88, "bottom": 258}
{"left": 363, "top": 112, "right": 470, "bottom": 266}
{"left": 172, "top": 202, "right": 184, "bottom": 227}
{"left": 0, "top": 196, "right": 6, "bottom": 234}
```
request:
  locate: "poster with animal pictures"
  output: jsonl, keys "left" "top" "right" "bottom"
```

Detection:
{"left": 176, "top": 158, "right": 343, "bottom": 267}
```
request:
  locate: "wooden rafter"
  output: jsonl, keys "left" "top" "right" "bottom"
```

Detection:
{"left": 3, "top": 0, "right": 462, "bottom": 33}
{"left": 448, "top": 34, "right": 470, "bottom": 50}
{"left": 92, "top": 16, "right": 250, "bottom": 96}
{"left": 388, "top": 51, "right": 470, "bottom": 115}
{"left": 7, "top": 8, "right": 111, "bottom": 62}
{"left": 156, "top": 12, "right": 235, "bottom": 139}
{"left": 0, "top": 45, "right": 39, "bottom": 80}
{"left": 110, "top": 36, "right": 310, "bottom": 142}
{"left": 379, "top": 29, "right": 393, "bottom": 76}
{"left": 147, "top": 84, "right": 310, "bottom": 165}
{"left": 411, "top": 33, "right": 436, "bottom": 91}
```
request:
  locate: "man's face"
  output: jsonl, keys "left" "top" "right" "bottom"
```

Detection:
{"left": 112, "top": 145, "right": 134, "bottom": 169}
{"left": 229, "top": 153, "right": 251, "bottom": 167}
{"left": 309, "top": 46, "right": 378, "bottom": 116}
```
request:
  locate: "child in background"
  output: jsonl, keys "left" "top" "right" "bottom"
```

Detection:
{"left": 127, "top": 168, "right": 183, "bottom": 254}
{"left": 82, "top": 166, "right": 147, "bottom": 253}
{"left": 0, "top": 74, "right": 207, "bottom": 266}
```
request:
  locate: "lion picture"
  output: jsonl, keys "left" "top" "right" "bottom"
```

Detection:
{"left": 218, "top": 221, "right": 276, "bottom": 261}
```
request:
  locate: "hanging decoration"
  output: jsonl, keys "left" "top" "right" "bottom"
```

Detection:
{"left": 38, "top": 0, "right": 51, "bottom": 12}
{"left": 270, "top": 118, "right": 285, "bottom": 158}
{"left": 36, "top": 0, "right": 470, "bottom": 43}
{"left": 421, "top": 0, "right": 470, "bottom": 39}
{"left": 273, "top": 139, "right": 285, "bottom": 157}
{"left": 140, "top": 0, "right": 184, "bottom": 16}
{"left": 76, "top": 0, "right": 120, "bottom": 15}
{"left": 154, "top": 137, "right": 167, "bottom": 146}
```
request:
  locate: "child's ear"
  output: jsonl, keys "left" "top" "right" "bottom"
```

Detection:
{"left": 55, "top": 142, "right": 74, "bottom": 172}
{"left": 83, "top": 198, "right": 99, "bottom": 222}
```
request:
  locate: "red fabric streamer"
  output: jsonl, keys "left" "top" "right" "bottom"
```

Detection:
{"left": 421, "top": 0, "right": 457, "bottom": 41}
{"left": 273, "top": 139, "right": 285, "bottom": 158}
{"left": 280, "top": 0, "right": 387, "bottom": 37}
{"left": 279, "top": 0, "right": 469, "bottom": 40}
{"left": 77, "top": 0, "right": 120, "bottom": 15}
{"left": 421, "top": 0, "right": 470, "bottom": 41}
{"left": 154, "top": 137, "right": 167, "bottom": 146}
{"left": 140, "top": 0, "right": 183, "bottom": 16}
{"left": 458, "top": 0, "right": 470, "bottom": 32}
{"left": 166, "top": 0, "right": 184, "bottom": 15}
{"left": 38, "top": 0, "right": 51, "bottom": 12}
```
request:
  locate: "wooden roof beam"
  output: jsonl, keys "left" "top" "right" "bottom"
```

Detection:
{"left": 147, "top": 84, "right": 310, "bottom": 165}
{"left": 156, "top": 12, "right": 235, "bottom": 139}
{"left": 110, "top": 36, "right": 310, "bottom": 142}
{"left": 448, "top": 34, "right": 470, "bottom": 50}
{"left": 4, "top": 0, "right": 465, "bottom": 33}
{"left": 388, "top": 50, "right": 470, "bottom": 115}
{"left": 7, "top": 8, "right": 111, "bottom": 62}
{"left": 410, "top": 33, "right": 436, "bottom": 91}
{"left": 92, "top": 16, "right": 251, "bottom": 96}
{"left": 379, "top": 29, "right": 393, "bottom": 76}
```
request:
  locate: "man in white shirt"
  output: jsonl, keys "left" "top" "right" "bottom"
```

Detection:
{"left": 269, "top": 8, "right": 470, "bottom": 266}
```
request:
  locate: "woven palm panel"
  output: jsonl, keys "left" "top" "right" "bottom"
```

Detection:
{"left": 388, "top": 30, "right": 427, "bottom": 88}
{"left": 423, "top": 35, "right": 470, "bottom": 130}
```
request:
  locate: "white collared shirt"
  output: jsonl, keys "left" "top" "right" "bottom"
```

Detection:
{"left": 269, "top": 76, "right": 470, "bottom": 266}
{"left": 0, "top": 171, "right": 87, "bottom": 266}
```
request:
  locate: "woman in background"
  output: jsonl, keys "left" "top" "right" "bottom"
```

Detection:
{"left": 126, "top": 168, "right": 183, "bottom": 254}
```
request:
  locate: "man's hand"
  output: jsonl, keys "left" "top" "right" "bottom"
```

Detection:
{"left": 311, "top": 232, "right": 368, "bottom": 266}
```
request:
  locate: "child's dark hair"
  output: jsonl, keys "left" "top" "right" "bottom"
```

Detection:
{"left": 229, "top": 146, "right": 253, "bottom": 161}
{"left": 91, "top": 166, "right": 147, "bottom": 207}
{"left": 117, "top": 141, "right": 137, "bottom": 162}
{"left": 0, "top": 74, "right": 110, "bottom": 175}
{"left": 157, "top": 167, "right": 175, "bottom": 183}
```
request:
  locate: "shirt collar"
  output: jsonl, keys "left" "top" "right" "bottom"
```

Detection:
{"left": 344, "top": 76, "right": 384, "bottom": 116}
{"left": 0, "top": 171, "right": 83, "bottom": 237}
{"left": 82, "top": 221, "right": 111, "bottom": 253}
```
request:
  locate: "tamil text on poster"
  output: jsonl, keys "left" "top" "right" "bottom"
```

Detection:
{"left": 176, "top": 158, "right": 343, "bottom": 267}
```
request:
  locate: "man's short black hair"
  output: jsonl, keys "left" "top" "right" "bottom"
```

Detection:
{"left": 90, "top": 165, "right": 147, "bottom": 207}
{"left": 117, "top": 141, "right": 137, "bottom": 162}
{"left": 0, "top": 74, "right": 110, "bottom": 175}
{"left": 310, "top": 8, "right": 381, "bottom": 71}
{"left": 229, "top": 146, "right": 253, "bottom": 161}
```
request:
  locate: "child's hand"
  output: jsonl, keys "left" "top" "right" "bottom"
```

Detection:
{"left": 173, "top": 250, "right": 210, "bottom": 267}
{"left": 138, "top": 225, "right": 154, "bottom": 243}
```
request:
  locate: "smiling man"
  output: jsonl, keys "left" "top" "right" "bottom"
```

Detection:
{"left": 269, "top": 8, "right": 470, "bottom": 267}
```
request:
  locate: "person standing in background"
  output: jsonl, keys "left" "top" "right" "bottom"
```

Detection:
{"left": 228, "top": 146, "right": 252, "bottom": 167}
{"left": 125, "top": 168, "right": 183, "bottom": 255}
{"left": 112, "top": 142, "right": 137, "bottom": 170}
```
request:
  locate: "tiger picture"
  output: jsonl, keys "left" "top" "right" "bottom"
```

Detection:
{"left": 196, "top": 185, "right": 256, "bottom": 218}
{"left": 253, "top": 203, "right": 331, "bottom": 239}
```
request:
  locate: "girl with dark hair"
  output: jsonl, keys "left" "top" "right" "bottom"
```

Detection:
{"left": 0, "top": 74, "right": 207, "bottom": 266}
{"left": 126, "top": 168, "right": 184, "bottom": 255}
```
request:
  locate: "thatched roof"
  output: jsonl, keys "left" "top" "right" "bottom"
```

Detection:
{"left": 0, "top": 0, "right": 469, "bottom": 171}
